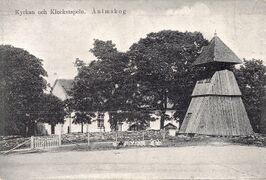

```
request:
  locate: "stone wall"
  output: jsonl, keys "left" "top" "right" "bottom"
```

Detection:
{"left": 62, "top": 130, "right": 168, "bottom": 144}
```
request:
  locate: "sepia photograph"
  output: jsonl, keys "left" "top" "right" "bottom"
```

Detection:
{"left": 0, "top": 0, "right": 266, "bottom": 179}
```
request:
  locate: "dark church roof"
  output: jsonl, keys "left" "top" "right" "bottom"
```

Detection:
{"left": 193, "top": 35, "right": 242, "bottom": 66}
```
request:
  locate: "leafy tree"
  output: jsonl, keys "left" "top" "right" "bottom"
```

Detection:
{"left": 70, "top": 40, "right": 129, "bottom": 130}
{"left": 0, "top": 45, "right": 47, "bottom": 136}
{"left": 38, "top": 94, "right": 66, "bottom": 134}
{"left": 234, "top": 59, "right": 266, "bottom": 132}
{"left": 71, "top": 32, "right": 209, "bottom": 130}
{"left": 128, "top": 30, "right": 208, "bottom": 128}
{"left": 71, "top": 40, "right": 157, "bottom": 130}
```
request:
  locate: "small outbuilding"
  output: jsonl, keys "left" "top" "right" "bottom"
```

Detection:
{"left": 164, "top": 123, "right": 177, "bottom": 136}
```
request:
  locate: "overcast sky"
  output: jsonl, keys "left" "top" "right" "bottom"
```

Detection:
{"left": 1, "top": 0, "right": 266, "bottom": 84}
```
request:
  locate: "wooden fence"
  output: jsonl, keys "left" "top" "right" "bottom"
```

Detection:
{"left": 31, "top": 135, "right": 61, "bottom": 149}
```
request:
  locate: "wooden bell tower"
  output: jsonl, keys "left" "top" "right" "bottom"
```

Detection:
{"left": 179, "top": 34, "right": 254, "bottom": 136}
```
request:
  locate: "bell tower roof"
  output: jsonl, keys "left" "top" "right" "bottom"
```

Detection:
{"left": 193, "top": 35, "right": 242, "bottom": 66}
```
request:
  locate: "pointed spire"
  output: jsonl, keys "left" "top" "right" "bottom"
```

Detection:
{"left": 193, "top": 35, "right": 242, "bottom": 66}
{"left": 214, "top": 30, "right": 217, "bottom": 36}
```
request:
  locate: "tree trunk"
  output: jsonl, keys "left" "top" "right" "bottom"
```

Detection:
{"left": 160, "top": 89, "right": 168, "bottom": 129}
{"left": 33, "top": 122, "right": 37, "bottom": 136}
{"left": 51, "top": 124, "right": 55, "bottom": 134}
{"left": 25, "top": 115, "right": 34, "bottom": 137}
{"left": 81, "top": 122, "right": 84, "bottom": 133}
{"left": 25, "top": 125, "right": 29, "bottom": 137}
{"left": 27, "top": 122, "right": 35, "bottom": 137}
{"left": 160, "top": 111, "right": 166, "bottom": 129}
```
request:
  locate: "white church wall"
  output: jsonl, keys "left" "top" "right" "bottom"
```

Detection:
{"left": 51, "top": 83, "right": 68, "bottom": 101}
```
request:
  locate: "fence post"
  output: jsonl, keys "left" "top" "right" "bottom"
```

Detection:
{"left": 115, "top": 132, "right": 118, "bottom": 143}
{"left": 162, "top": 129, "right": 166, "bottom": 141}
{"left": 58, "top": 133, "right": 62, "bottom": 146}
{"left": 58, "top": 124, "right": 63, "bottom": 146}
{"left": 86, "top": 123, "right": 89, "bottom": 134}
{"left": 30, "top": 136, "right": 34, "bottom": 149}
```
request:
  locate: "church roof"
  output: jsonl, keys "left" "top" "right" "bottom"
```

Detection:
{"left": 52, "top": 79, "right": 74, "bottom": 95}
{"left": 164, "top": 123, "right": 177, "bottom": 130}
{"left": 193, "top": 35, "right": 242, "bottom": 66}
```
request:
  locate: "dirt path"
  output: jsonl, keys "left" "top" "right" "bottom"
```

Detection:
{"left": 0, "top": 145, "right": 266, "bottom": 179}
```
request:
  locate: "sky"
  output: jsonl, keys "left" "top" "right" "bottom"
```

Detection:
{"left": 1, "top": 0, "right": 266, "bottom": 84}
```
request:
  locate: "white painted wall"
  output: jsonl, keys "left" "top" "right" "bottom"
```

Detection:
{"left": 44, "top": 110, "right": 179, "bottom": 135}
{"left": 52, "top": 82, "right": 68, "bottom": 101}
{"left": 87, "top": 113, "right": 112, "bottom": 132}
{"left": 43, "top": 123, "right": 51, "bottom": 135}
{"left": 44, "top": 112, "right": 113, "bottom": 135}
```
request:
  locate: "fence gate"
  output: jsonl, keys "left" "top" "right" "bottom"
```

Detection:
{"left": 31, "top": 135, "right": 61, "bottom": 149}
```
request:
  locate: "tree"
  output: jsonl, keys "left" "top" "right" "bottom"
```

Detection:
{"left": 70, "top": 40, "right": 129, "bottom": 130}
{"left": 71, "top": 32, "right": 209, "bottom": 130}
{"left": 71, "top": 40, "right": 157, "bottom": 130}
{"left": 128, "top": 30, "right": 208, "bottom": 128}
{"left": 0, "top": 45, "right": 47, "bottom": 136}
{"left": 234, "top": 59, "right": 266, "bottom": 133}
{"left": 38, "top": 94, "right": 66, "bottom": 134}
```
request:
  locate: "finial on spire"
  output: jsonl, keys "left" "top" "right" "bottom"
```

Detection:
{"left": 214, "top": 30, "right": 217, "bottom": 36}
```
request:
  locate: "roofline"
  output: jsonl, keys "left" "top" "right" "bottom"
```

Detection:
{"left": 192, "top": 60, "right": 241, "bottom": 67}
{"left": 192, "top": 35, "right": 242, "bottom": 67}
{"left": 50, "top": 79, "right": 74, "bottom": 96}
{"left": 50, "top": 79, "right": 59, "bottom": 94}
{"left": 191, "top": 94, "right": 242, "bottom": 98}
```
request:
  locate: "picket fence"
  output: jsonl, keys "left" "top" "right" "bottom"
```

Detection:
{"left": 31, "top": 135, "right": 61, "bottom": 149}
